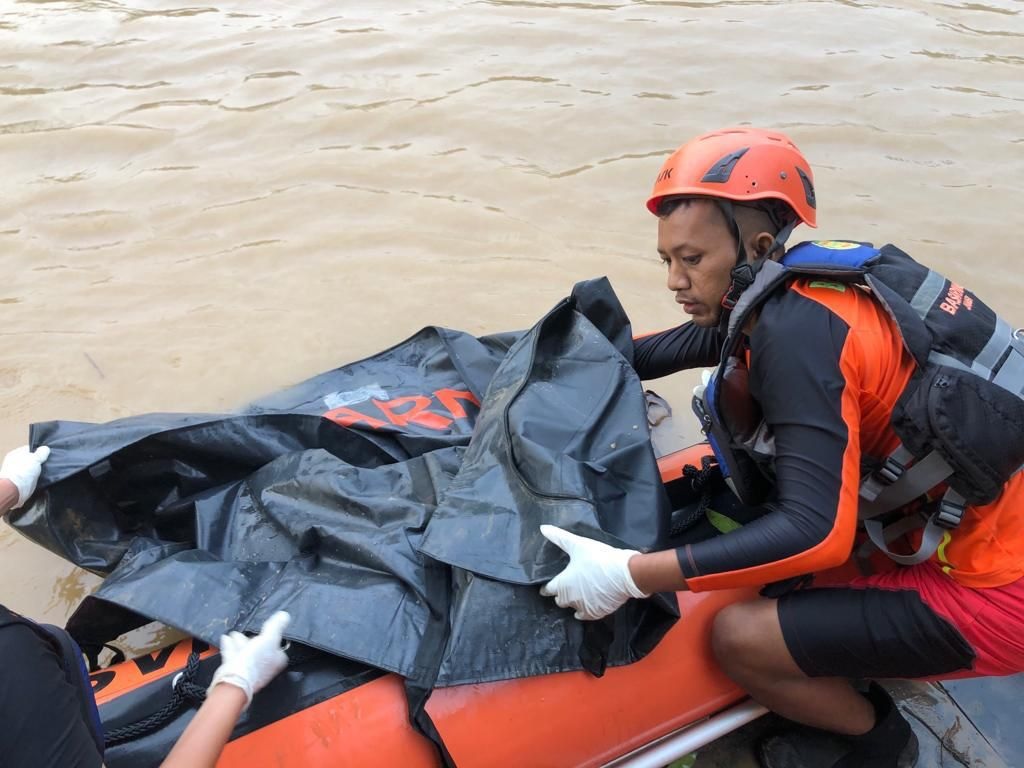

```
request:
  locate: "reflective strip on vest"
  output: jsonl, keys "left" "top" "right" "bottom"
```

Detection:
{"left": 910, "top": 269, "right": 947, "bottom": 319}
{"left": 975, "top": 316, "right": 1014, "bottom": 374}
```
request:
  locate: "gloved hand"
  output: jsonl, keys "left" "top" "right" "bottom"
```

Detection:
{"left": 0, "top": 445, "right": 51, "bottom": 509}
{"left": 692, "top": 368, "right": 714, "bottom": 400}
{"left": 209, "top": 611, "right": 290, "bottom": 708}
{"left": 539, "top": 525, "right": 649, "bottom": 621}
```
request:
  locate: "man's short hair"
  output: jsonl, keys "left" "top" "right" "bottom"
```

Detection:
{"left": 655, "top": 195, "right": 793, "bottom": 235}
{"left": 655, "top": 196, "right": 692, "bottom": 219}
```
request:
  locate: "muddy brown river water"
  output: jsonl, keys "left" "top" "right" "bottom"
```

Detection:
{"left": 0, "top": 0, "right": 1021, "bottom": 760}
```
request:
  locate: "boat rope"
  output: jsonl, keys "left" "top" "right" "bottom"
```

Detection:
{"left": 101, "top": 642, "right": 319, "bottom": 748}
{"left": 103, "top": 651, "right": 207, "bottom": 747}
{"left": 670, "top": 455, "right": 719, "bottom": 536}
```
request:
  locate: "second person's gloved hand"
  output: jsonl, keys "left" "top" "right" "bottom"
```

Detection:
{"left": 539, "top": 525, "right": 649, "bottom": 621}
{"left": 0, "top": 445, "right": 51, "bottom": 509}
{"left": 209, "top": 611, "right": 291, "bottom": 708}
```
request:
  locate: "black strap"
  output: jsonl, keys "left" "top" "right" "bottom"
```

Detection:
{"left": 82, "top": 642, "right": 126, "bottom": 674}
{"left": 402, "top": 560, "right": 457, "bottom": 768}
{"left": 579, "top": 618, "right": 614, "bottom": 677}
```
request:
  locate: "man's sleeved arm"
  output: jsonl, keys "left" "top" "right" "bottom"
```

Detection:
{"left": 633, "top": 322, "right": 722, "bottom": 379}
{"left": 676, "top": 294, "right": 864, "bottom": 591}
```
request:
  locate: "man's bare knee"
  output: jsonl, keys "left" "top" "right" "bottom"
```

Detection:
{"left": 710, "top": 599, "right": 767, "bottom": 668}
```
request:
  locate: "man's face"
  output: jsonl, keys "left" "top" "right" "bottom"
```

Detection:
{"left": 656, "top": 199, "right": 738, "bottom": 328}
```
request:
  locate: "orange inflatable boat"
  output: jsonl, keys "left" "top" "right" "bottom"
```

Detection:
{"left": 91, "top": 443, "right": 767, "bottom": 768}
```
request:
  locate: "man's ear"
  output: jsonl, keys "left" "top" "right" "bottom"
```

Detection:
{"left": 751, "top": 231, "right": 777, "bottom": 260}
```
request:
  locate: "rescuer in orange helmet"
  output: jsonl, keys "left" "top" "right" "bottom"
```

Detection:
{"left": 540, "top": 127, "right": 1024, "bottom": 768}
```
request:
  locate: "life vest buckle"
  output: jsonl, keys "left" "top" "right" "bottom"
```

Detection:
{"left": 721, "top": 263, "right": 757, "bottom": 311}
{"left": 691, "top": 395, "right": 712, "bottom": 433}
{"left": 936, "top": 496, "right": 966, "bottom": 529}
{"left": 876, "top": 455, "right": 906, "bottom": 486}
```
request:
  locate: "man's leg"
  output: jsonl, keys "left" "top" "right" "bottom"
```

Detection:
{"left": 710, "top": 598, "right": 876, "bottom": 736}
{"left": 710, "top": 586, "right": 977, "bottom": 767}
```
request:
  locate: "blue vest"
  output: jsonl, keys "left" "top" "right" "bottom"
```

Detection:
{"left": 693, "top": 240, "right": 1024, "bottom": 564}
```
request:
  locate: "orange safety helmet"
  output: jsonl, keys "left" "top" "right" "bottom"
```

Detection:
{"left": 646, "top": 127, "right": 818, "bottom": 228}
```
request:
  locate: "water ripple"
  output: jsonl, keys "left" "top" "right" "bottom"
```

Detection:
{"left": 123, "top": 6, "right": 218, "bottom": 21}
{"left": 480, "top": 0, "right": 623, "bottom": 9}
{"left": 416, "top": 75, "right": 559, "bottom": 106}
{"left": 938, "top": 21, "right": 1024, "bottom": 38}
{"left": 115, "top": 98, "right": 221, "bottom": 118}
{"left": 244, "top": 71, "right": 301, "bottom": 81}
{"left": 935, "top": 2, "right": 1019, "bottom": 15}
{"left": 0, "top": 81, "right": 169, "bottom": 95}
{"left": 912, "top": 49, "right": 1024, "bottom": 65}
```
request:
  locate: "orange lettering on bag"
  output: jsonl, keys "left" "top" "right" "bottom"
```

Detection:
{"left": 374, "top": 396, "right": 453, "bottom": 430}
{"left": 435, "top": 388, "right": 481, "bottom": 419}
{"left": 322, "top": 406, "right": 388, "bottom": 429}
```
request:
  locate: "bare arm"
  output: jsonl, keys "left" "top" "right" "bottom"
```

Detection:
{"left": 0, "top": 478, "right": 18, "bottom": 516}
{"left": 629, "top": 550, "right": 690, "bottom": 595}
{"left": 160, "top": 684, "right": 247, "bottom": 768}
{"left": 159, "top": 611, "right": 291, "bottom": 767}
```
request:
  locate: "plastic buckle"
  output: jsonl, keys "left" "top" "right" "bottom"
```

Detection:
{"left": 721, "top": 263, "right": 756, "bottom": 311}
{"left": 1013, "top": 328, "right": 1024, "bottom": 351}
{"left": 876, "top": 456, "right": 905, "bottom": 486}
{"left": 691, "top": 396, "right": 712, "bottom": 433}
{"left": 720, "top": 285, "right": 741, "bottom": 311}
{"left": 936, "top": 498, "right": 965, "bottom": 529}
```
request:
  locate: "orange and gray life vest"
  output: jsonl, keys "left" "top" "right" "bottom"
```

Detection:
{"left": 692, "top": 240, "right": 1024, "bottom": 564}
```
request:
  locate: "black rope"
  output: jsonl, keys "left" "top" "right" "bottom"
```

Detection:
{"left": 670, "top": 455, "right": 719, "bottom": 536}
{"left": 103, "top": 651, "right": 207, "bottom": 747}
{"left": 101, "top": 642, "right": 315, "bottom": 748}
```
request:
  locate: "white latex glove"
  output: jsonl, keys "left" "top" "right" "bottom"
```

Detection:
{"left": 692, "top": 368, "right": 714, "bottom": 400}
{"left": 539, "top": 525, "right": 648, "bottom": 621}
{"left": 0, "top": 445, "right": 51, "bottom": 509}
{"left": 209, "top": 611, "right": 290, "bottom": 708}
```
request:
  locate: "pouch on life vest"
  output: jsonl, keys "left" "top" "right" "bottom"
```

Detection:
{"left": 692, "top": 355, "right": 772, "bottom": 506}
{"left": 694, "top": 240, "right": 1024, "bottom": 564}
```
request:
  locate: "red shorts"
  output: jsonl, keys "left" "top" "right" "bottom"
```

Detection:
{"left": 839, "top": 562, "right": 1024, "bottom": 679}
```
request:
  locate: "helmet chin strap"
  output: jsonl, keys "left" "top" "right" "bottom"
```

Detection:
{"left": 716, "top": 200, "right": 796, "bottom": 320}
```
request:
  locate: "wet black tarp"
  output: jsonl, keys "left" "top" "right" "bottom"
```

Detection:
{"left": 10, "top": 278, "right": 678, "bottom": 758}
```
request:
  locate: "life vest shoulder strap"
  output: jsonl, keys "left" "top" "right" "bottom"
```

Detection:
{"left": 724, "top": 241, "right": 878, "bottom": 341}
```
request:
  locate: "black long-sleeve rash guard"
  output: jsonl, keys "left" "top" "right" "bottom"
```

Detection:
{"left": 633, "top": 322, "right": 722, "bottom": 380}
{"left": 634, "top": 289, "right": 860, "bottom": 592}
